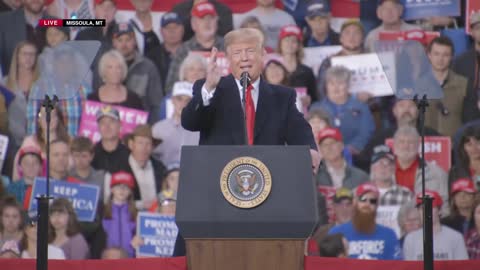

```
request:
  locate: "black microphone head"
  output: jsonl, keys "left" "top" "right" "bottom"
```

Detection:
{"left": 240, "top": 72, "right": 251, "bottom": 86}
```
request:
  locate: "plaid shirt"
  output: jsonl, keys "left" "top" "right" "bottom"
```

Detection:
{"left": 27, "top": 84, "right": 90, "bottom": 137}
{"left": 466, "top": 229, "right": 480, "bottom": 259}
{"left": 379, "top": 184, "right": 413, "bottom": 206}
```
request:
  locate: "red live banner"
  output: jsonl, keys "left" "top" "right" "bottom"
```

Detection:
{"left": 39, "top": 19, "right": 106, "bottom": 27}
{"left": 385, "top": 136, "right": 452, "bottom": 172}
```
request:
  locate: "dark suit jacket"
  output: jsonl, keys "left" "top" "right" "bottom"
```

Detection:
{"left": 181, "top": 74, "right": 316, "bottom": 149}
{"left": 127, "top": 158, "right": 166, "bottom": 201}
{"left": 0, "top": 8, "right": 27, "bottom": 74}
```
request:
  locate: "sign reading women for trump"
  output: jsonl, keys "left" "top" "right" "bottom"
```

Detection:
{"left": 402, "top": 0, "right": 460, "bottom": 21}
{"left": 78, "top": 101, "right": 149, "bottom": 142}
{"left": 28, "top": 178, "right": 100, "bottom": 222}
{"left": 136, "top": 212, "right": 178, "bottom": 257}
{"left": 331, "top": 53, "right": 395, "bottom": 97}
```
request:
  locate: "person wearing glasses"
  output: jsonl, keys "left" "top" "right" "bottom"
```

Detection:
{"left": 328, "top": 182, "right": 401, "bottom": 260}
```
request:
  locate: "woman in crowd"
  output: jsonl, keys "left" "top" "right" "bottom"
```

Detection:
{"left": 88, "top": 50, "right": 144, "bottom": 110}
{"left": 311, "top": 66, "right": 375, "bottom": 154}
{"left": 277, "top": 24, "right": 317, "bottom": 106}
{"left": 442, "top": 178, "right": 477, "bottom": 235}
{"left": 450, "top": 125, "right": 480, "bottom": 189}
{"left": 262, "top": 54, "right": 290, "bottom": 86}
{"left": 48, "top": 198, "right": 90, "bottom": 259}
{"left": 466, "top": 199, "right": 480, "bottom": 259}
{"left": 7, "top": 147, "right": 42, "bottom": 209}
{"left": 178, "top": 53, "right": 207, "bottom": 85}
{"left": 397, "top": 200, "right": 421, "bottom": 248}
{"left": 5, "top": 41, "right": 40, "bottom": 148}
{"left": 0, "top": 197, "right": 23, "bottom": 247}
{"left": 102, "top": 171, "right": 137, "bottom": 257}
{"left": 19, "top": 215, "right": 65, "bottom": 259}
{"left": 13, "top": 105, "right": 69, "bottom": 181}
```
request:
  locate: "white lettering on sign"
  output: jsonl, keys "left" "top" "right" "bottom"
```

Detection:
{"left": 349, "top": 240, "right": 385, "bottom": 259}
{"left": 154, "top": 228, "right": 177, "bottom": 237}
{"left": 422, "top": 142, "right": 441, "bottom": 153}
{"left": 145, "top": 219, "right": 177, "bottom": 229}
{"left": 53, "top": 186, "right": 79, "bottom": 196}
{"left": 69, "top": 198, "right": 94, "bottom": 211}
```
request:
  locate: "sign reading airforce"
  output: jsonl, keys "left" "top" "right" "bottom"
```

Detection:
{"left": 220, "top": 157, "right": 272, "bottom": 208}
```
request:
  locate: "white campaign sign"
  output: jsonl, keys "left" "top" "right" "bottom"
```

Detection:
{"left": 376, "top": 205, "right": 401, "bottom": 238}
{"left": 303, "top": 46, "right": 342, "bottom": 77}
{"left": 331, "top": 53, "right": 396, "bottom": 97}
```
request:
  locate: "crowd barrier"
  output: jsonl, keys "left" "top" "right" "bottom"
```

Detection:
{"left": 2, "top": 256, "right": 480, "bottom": 270}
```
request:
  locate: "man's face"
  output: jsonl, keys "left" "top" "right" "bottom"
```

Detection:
{"left": 129, "top": 136, "right": 153, "bottom": 163}
{"left": 191, "top": 15, "right": 218, "bottom": 40}
{"left": 72, "top": 151, "right": 94, "bottom": 171}
{"left": 339, "top": 24, "right": 364, "bottom": 52}
{"left": 472, "top": 24, "right": 480, "bottom": 44}
{"left": 428, "top": 43, "right": 452, "bottom": 72}
{"left": 318, "top": 138, "right": 343, "bottom": 162}
{"left": 95, "top": 1, "right": 117, "bottom": 24}
{"left": 98, "top": 116, "right": 121, "bottom": 141}
{"left": 131, "top": 0, "right": 152, "bottom": 13}
{"left": 377, "top": 1, "right": 403, "bottom": 26}
{"left": 355, "top": 192, "right": 379, "bottom": 215}
{"left": 113, "top": 33, "right": 137, "bottom": 59}
{"left": 23, "top": 0, "right": 44, "bottom": 14}
{"left": 306, "top": 16, "right": 330, "bottom": 36}
{"left": 161, "top": 23, "right": 184, "bottom": 45}
{"left": 370, "top": 157, "right": 395, "bottom": 183}
{"left": 172, "top": 95, "right": 192, "bottom": 116}
{"left": 50, "top": 142, "right": 69, "bottom": 177}
{"left": 393, "top": 134, "right": 419, "bottom": 162}
{"left": 227, "top": 39, "right": 265, "bottom": 82}
{"left": 333, "top": 199, "right": 353, "bottom": 224}
{"left": 392, "top": 100, "right": 418, "bottom": 125}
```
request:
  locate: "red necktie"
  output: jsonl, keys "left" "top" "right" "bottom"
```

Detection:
{"left": 246, "top": 84, "right": 255, "bottom": 145}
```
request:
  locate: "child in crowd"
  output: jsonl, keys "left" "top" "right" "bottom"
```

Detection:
{"left": 48, "top": 198, "right": 90, "bottom": 259}
{"left": 148, "top": 165, "right": 179, "bottom": 214}
{"left": 7, "top": 147, "right": 42, "bottom": 208}
{"left": 318, "top": 233, "right": 349, "bottom": 258}
{"left": 20, "top": 214, "right": 65, "bottom": 259}
{"left": 0, "top": 196, "right": 23, "bottom": 247}
{"left": 102, "top": 171, "right": 137, "bottom": 257}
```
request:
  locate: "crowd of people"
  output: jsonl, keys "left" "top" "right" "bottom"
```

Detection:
{"left": 0, "top": 0, "right": 479, "bottom": 261}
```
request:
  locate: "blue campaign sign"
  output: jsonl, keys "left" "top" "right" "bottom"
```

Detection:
{"left": 136, "top": 212, "right": 178, "bottom": 257}
{"left": 29, "top": 177, "right": 100, "bottom": 222}
{"left": 401, "top": 0, "right": 460, "bottom": 20}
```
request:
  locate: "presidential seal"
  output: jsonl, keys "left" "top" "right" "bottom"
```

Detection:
{"left": 220, "top": 157, "right": 272, "bottom": 209}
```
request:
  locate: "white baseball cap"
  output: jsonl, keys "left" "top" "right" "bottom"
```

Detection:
{"left": 172, "top": 81, "right": 193, "bottom": 97}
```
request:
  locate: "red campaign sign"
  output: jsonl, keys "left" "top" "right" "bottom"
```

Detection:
{"left": 331, "top": 0, "right": 360, "bottom": 18}
{"left": 318, "top": 185, "right": 337, "bottom": 224}
{"left": 379, "top": 30, "right": 440, "bottom": 46}
{"left": 190, "top": 51, "right": 230, "bottom": 76}
{"left": 466, "top": 0, "right": 480, "bottom": 34}
{"left": 385, "top": 136, "right": 451, "bottom": 172}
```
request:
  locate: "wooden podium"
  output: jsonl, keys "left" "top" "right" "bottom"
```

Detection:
{"left": 177, "top": 146, "right": 318, "bottom": 270}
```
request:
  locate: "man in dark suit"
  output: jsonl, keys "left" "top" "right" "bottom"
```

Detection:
{"left": 0, "top": 0, "right": 48, "bottom": 74}
{"left": 175, "top": 28, "right": 320, "bottom": 256}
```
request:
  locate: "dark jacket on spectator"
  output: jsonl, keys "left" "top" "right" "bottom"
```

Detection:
{"left": 289, "top": 63, "right": 318, "bottom": 103}
{"left": 145, "top": 43, "right": 171, "bottom": 89}
{"left": 315, "top": 161, "right": 369, "bottom": 190}
{"left": 126, "top": 158, "right": 166, "bottom": 203}
{"left": 172, "top": 0, "right": 233, "bottom": 42}
{"left": 303, "top": 28, "right": 340, "bottom": 47}
{"left": 452, "top": 48, "right": 480, "bottom": 122}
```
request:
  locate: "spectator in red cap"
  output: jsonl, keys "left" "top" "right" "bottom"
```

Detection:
{"left": 165, "top": 1, "right": 225, "bottom": 93}
{"left": 235, "top": 0, "right": 295, "bottom": 50}
{"left": 316, "top": 127, "right": 368, "bottom": 189}
{"left": 6, "top": 146, "right": 42, "bottom": 207}
{"left": 277, "top": 25, "right": 318, "bottom": 105}
{"left": 441, "top": 178, "right": 477, "bottom": 235}
{"left": 465, "top": 198, "right": 480, "bottom": 259}
{"left": 172, "top": 0, "right": 233, "bottom": 42}
{"left": 329, "top": 182, "right": 401, "bottom": 260}
{"left": 403, "top": 190, "right": 468, "bottom": 260}
{"left": 364, "top": 0, "right": 420, "bottom": 51}
{"left": 102, "top": 171, "right": 137, "bottom": 257}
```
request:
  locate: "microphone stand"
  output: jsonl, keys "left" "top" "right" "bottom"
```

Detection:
{"left": 36, "top": 94, "right": 58, "bottom": 270}
{"left": 414, "top": 94, "right": 434, "bottom": 270}
{"left": 241, "top": 72, "right": 249, "bottom": 145}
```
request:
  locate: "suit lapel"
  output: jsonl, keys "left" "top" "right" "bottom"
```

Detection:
{"left": 254, "top": 79, "right": 272, "bottom": 141}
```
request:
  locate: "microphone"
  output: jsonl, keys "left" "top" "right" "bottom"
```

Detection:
{"left": 240, "top": 71, "right": 250, "bottom": 145}
{"left": 240, "top": 72, "right": 251, "bottom": 86}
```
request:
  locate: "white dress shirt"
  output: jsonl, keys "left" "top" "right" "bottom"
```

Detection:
{"left": 201, "top": 78, "right": 260, "bottom": 109}
{"left": 128, "top": 155, "right": 156, "bottom": 209}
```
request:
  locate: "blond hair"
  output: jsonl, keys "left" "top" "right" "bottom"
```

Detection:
{"left": 224, "top": 28, "right": 265, "bottom": 54}
{"left": 98, "top": 50, "right": 128, "bottom": 83}
{"left": 6, "top": 41, "right": 40, "bottom": 92}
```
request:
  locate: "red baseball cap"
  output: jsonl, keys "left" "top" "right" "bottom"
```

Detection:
{"left": 355, "top": 182, "right": 379, "bottom": 198}
{"left": 110, "top": 171, "right": 135, "bottom": 189}
{"left": 279, "top": 25, "right": 303, "bottom": 42}
{"left": 450, "top": 178, "right": 476, "bottom": 195}
{"left": 416, "top": 190, "right": 443, "bottom": 209}
{"left": 191, "top": 2, "right": 217, "bottom": 18}
{"left": 317, "top": 127, "right": 342, "bottom": 144}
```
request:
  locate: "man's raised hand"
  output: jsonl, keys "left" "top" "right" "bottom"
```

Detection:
{"left": 204, "top": 47, "right": 222, "bottom": 92}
